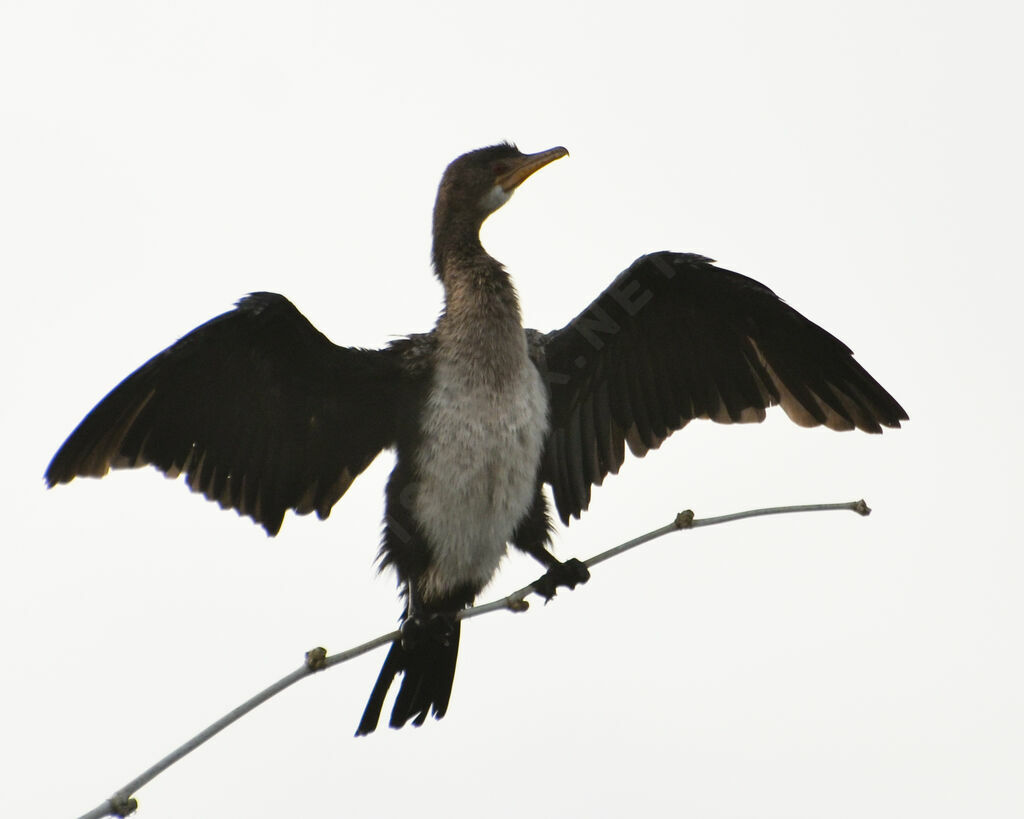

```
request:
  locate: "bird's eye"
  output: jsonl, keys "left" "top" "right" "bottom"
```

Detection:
{"left": 492, "top": 162, "right": 508, "bottom": 175}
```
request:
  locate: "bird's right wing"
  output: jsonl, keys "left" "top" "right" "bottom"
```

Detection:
{"left": 46, "top": 293, "right": 415, "bottom": 535}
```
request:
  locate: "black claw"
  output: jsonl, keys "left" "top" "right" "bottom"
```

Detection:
{"left": 400, "top": 612, "right": 457, "bottom": 650}
{"left": 533, "top": 558, "right": 591, "bottom": 601}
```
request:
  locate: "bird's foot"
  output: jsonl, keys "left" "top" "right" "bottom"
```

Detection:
{"left": 400, "top": 611, "right": 458, "bottom": 651}
{"left": 532, "top": 558, "right": 590, "bottom": 601}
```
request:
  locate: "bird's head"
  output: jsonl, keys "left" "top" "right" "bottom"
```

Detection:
{"left": 440, "top": 142, "right": 569, "bottom": 217}
{"left": 432, "top": 143, "right": 568, "bottom": 272}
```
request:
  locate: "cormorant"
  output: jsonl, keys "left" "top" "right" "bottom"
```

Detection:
{"left": 45, "top": 143, "right": 908, "bottom": 735}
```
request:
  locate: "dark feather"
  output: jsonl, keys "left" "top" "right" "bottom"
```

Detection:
{"left": 45, "top": 293, "right": 413, "bottom": 535}
{"left": 536, "top": 252, "right": 908, "bottom": 524}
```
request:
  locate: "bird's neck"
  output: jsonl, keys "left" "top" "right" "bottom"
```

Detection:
{"left": 432, "top": 224, "right": 527, "bottom": 385}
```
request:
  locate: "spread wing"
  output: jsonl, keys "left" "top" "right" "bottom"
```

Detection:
{"left": 46, "top": 292, "right": 414, "bottom": 535}
{"left": 536, "top": 252, "right": 908, "bottom": 524}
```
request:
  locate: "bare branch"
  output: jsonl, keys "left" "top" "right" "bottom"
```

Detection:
{"left": 76, "top": 498, "right": 870, "bottom": 818}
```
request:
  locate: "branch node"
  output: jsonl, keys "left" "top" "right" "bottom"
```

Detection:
{"left": 110, "top": 794, "right": 138, "bottom": 817}
{"left": 854, "top": 499, "right": 871, "bottom": 517}
{"left": 675, "top": 509, "right": 695, "bottom": 529}
{"left": 507, "top": 597, "right": 530, "bottom": 613}
{"left": 304, "top": 647, "right": 328, "bottom": 671}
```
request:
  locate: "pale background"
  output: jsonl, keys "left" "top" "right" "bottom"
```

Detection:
{"left": 2, "top": 2, "right": 1021, "bottom": 817}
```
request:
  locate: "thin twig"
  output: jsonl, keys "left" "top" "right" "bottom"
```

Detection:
{"left": 76, "top": 498, "right": 869, "bottom": 818}
{"left": 459, "top": 498, "right": 868, "bottom": 619}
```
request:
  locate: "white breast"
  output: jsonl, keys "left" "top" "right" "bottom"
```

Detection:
{"left": 413, "top": 352, "right": 549, "bottom": 601}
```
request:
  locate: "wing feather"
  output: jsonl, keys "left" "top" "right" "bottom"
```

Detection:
{"left": 46, "top": 293, "right": 414, "bottom": 535}
{"left": 536, "top": 252, "right": 908, "bottom": 524}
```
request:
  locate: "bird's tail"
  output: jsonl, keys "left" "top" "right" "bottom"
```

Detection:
{"left": 355, "top": 618, "right": 461, "bottom": 736}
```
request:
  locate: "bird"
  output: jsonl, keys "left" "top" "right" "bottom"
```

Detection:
{"left": 45, "top": 142, "right": 908, "bottom": 735}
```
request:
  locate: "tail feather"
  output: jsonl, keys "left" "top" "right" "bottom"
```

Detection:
{"left": 355, "top": 620, "right": 461, "bottom": 736}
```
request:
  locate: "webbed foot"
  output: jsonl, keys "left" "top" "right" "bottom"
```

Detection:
{"left": 532, "top": 558, "right": 591, "bottom": 601}
{"left": 400, "top": 611, "right": 458, "bottom": 650}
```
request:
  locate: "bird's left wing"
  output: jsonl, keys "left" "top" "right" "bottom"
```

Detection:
{"left": 533, "top": 252, "right": 908, "bottom": 524}
{"left": 46, "top": 293, "right": 414, "bottom": 535}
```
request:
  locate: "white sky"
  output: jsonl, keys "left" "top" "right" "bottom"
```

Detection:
{"left": 2, "top": 2, "right": 1022, "bottom": 817}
